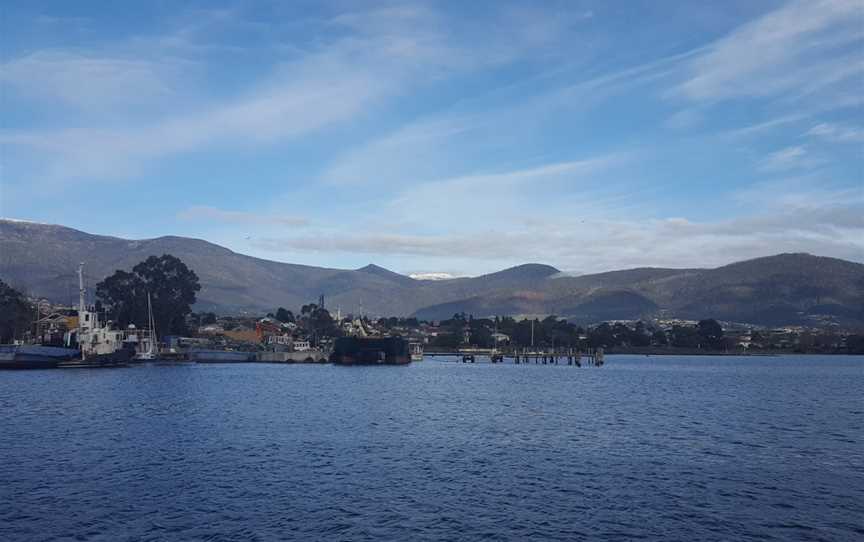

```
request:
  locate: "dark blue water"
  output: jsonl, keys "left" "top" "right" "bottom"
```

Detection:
{"left": 1, "top": 356, "right": 862, "bottom": 541}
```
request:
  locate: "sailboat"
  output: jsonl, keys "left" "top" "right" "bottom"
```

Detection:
{"left": 135, "top": 293, "right": 157, "bottom": 361}
{"left": 491, "top": 320, "right": 504, "bottom": 363}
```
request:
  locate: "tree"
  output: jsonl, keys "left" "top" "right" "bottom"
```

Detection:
{"left": 200, "top": 312, "right": 218, "bottom": 325}
{"left": 846, "top": 335, "right": 864, "bottom": 355}
{"left": 0, "top": 280, "right": 33, "bottom": 343}
{"left": 670, "top": 325, "right": 700, "bottom": 348}
{"left": 96, "top": 269, "right": 146, "bottom": 329}
{"left": 97, "top": 254, "right": 200, "bottom": 337}
{"left": 275, "top": 307, "right": 294, "bottom": 323}
{"left": 697, "top": 319, "right": 724, "bottom": 349}
{"left": 631, "top": 321, "right": 651, "bottom": 347}
{"left": 589, "top": 323, "right": 616, "bottom": 348}
{"left": 305, "top": 307, "right": 339, "bottom": 343}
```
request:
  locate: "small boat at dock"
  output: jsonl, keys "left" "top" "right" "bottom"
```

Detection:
{"left": 409, "top": 342, "right": 424, "bottom": 362}
{"left": 133, "top": 292, "right": 158, "bottom": 361}
{"left": 0, "top": 344, "right": 79, "bottom": 369}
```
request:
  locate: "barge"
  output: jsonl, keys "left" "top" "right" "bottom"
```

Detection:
{"left": 330, "top": 337, "right": 411, "bottom": 365}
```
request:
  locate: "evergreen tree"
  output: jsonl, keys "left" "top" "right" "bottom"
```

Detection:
{"left": 0, "top": 280, "right": 33, "bottom": 343}
{"left": 97, "top": 254, "right": 200, "bottom": 337}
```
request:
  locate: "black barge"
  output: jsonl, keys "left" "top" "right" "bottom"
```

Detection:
{"left": 330, "top": 337, "right": 411, "bottom": 365}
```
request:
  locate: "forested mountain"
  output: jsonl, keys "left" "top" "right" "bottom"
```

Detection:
{"left": 3, "top": 219, "right": 862, "bottom": 326}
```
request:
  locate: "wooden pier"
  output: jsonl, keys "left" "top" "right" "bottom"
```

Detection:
{"left": 426, "top": 347, "right": 605, "bottom": 366}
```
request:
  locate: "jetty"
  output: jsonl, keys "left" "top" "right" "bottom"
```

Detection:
{"left": 424, "top": 347, "right": 605, "bottom": 366}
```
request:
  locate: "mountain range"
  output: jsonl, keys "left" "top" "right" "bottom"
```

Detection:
{"left": 2, "top": 219, "right": 863, "bottom": 327}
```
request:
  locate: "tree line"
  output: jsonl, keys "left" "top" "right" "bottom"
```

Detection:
{"left": 430, "top": 314, "right": 727, "bottom": 351}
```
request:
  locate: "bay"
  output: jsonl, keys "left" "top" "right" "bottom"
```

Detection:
{"left": 1, "top": 355, "right": 862, "bottom": 541}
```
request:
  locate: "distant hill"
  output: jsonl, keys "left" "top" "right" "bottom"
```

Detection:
{"left": 2, "top": 219, "right": 863, "bottom": 326}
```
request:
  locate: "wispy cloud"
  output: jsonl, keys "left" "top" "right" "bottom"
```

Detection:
{"left": 1, "top": 55, "right": 392, "bottom": 181}
{"left": 677, "top": 0, "right": 864, "bottom": 102}
{"left": 322, "top": 116, "right": 473, "bottom": 186}
{"left": 178, "top": 206, "right": 308, "bottom": 227}
{"left": 387, "top": 154, "right": 629, "bottom": 226}
{"left": 806, "top": 122, "right": 864, "bottom": 143}
{"left": 758, "top": 145, "right": 825, "bottom": 172}
{"left": 320, "top": 46, "right": 681, "bottom": 189}
{"left": 248, "top": 164, "right": 864, "bottom": 273}
{"left": 719, "top": 113, "right": 810, "bottom": 139}
{"left": 2, "top": 3, "right": 586, "bottom": 185}
{"left": 0, "top": 51, "right": 186, "bottom": 111}
{"left": 249, "top": 202, "right": 864, "bottom": 273}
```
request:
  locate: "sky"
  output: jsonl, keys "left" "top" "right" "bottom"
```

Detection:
{"left": 1, "top": 0, "right": 862, "bottom": 277}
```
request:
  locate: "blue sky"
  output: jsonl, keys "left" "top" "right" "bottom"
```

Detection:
{"left": 1, "top": 0, "right": 862, "bottom": 276}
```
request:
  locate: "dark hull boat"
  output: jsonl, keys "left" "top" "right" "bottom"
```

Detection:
{"left": 330, "top": 337, "right": 411, "bottom": 365}
{"left": 58, "top": 347, "right": 134, "bottom": 369}
{"left": 0, "top": 345, "right": 79, "bottom": 369}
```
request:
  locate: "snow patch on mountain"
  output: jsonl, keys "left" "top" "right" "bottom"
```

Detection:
{"left": 408, "top": 272, "right": 462, "bottom": 281}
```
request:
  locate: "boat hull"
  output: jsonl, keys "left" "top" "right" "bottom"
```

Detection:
{"left": 58, "top": 348, "right": 134, "bottom": 369}
{"left": 0, "top": 345, "right": 78, "bottom": 369}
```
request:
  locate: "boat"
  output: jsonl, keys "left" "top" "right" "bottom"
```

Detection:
{"left": 0, "top": 344, "right": 79, "bottom": 369}
{"left": 490, "top": 323, "right": 504, "bottom": 363}
{"left": 409, "top": 342, "right": 424, "bottom": 362}
{"left": 58, "top": 347, "right": 134, "bottom": 368}
{"left": 134, "top": 292, "right": 158, "bottom": 361}
{"left": 188, "top": 349, "right": 254, "bottom": 363}
{"left": 330, "top": 337, "right": 411, "bottom": 365}
{"left": 61, "top": 263, "right": 134, "bottom": 368}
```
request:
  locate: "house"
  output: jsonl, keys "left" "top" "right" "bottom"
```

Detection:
{"left": 266, "top": 334, "right": 293, "bottom": 347}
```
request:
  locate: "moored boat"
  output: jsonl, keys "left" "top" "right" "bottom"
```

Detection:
{"left": 133, "top": 292, "right": 158, "bottom": 361}
{"left": 0, "top": 344, "right": 79, "bottom": 369}
{"left": 62, "top": 263, "right": 134, "bottom": 368}
{"left": 58, "top": 347, "right": 134, "bottom": 369}
{"left": 409, "top": 342, "right": 424, "bottom": 362}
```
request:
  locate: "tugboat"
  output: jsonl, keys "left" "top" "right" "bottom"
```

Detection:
{"left": 331, "top": 337, "right": 411, "bottom": 365}
{"left": 60, "top": 263, "right": 134, "bottom": 368}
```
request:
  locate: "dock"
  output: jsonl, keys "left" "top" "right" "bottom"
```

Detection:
{"left": 424, "top": 347, "right": 605, "bottom": 366}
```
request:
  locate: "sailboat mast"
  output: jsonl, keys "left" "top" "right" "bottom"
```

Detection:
{"left": 77, "top": 263, "right": 86, "bottom": 318}
{"left": 77, "top": 263, "right": 85, "bottom": 360}
{"left": 147, "top": 292, "right": 156, "bottom": 355}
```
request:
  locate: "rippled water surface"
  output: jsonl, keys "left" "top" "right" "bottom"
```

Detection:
{"left": 1, "top": 355, "right": 863, "bottom": 541}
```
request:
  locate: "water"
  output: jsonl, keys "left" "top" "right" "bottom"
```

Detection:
{"left": 1, "top": 356, "right": 862, "bottom": 541}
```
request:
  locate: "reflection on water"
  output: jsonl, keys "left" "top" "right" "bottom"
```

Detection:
{"left": 1, "top": 355, "right": 862, "bottom": 541}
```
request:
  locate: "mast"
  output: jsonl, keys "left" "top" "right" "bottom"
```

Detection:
{"left": 77, "top": 262, "right": 85, "bottom": 360}
{"left": 493, "top": 320, "right": 499, "bottom": 352}
{"left": 77, "top": 262, "right": 86, "bottom": 319}
{"left": 147, "top": 292, "right": 156, "bottom": 355}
